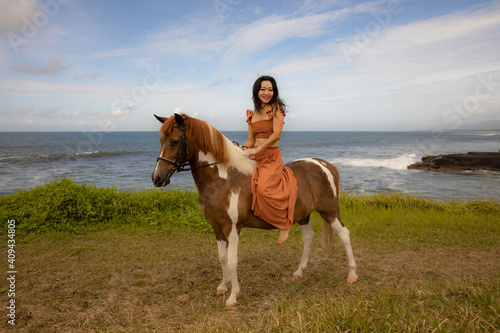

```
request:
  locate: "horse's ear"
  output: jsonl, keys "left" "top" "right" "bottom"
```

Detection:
{"left": 174, "top": 113, "right": 185, "bottom": 126}
{"left": 154, "top": 114, "right": 167, "bottom": 123}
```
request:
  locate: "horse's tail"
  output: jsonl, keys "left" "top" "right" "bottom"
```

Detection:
{"left": 322, "top": 219, "right": 334, "bottom": 256}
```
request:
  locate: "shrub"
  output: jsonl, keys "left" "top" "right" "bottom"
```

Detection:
{"left": 0, "top": 178, "right": 209, "bottom": 236}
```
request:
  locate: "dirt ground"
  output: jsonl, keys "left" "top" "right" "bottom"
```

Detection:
{"left": 2, "top": 227, "right": 499, "bottom": 332}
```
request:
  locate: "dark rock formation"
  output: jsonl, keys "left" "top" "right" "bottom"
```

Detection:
{"left": 408, "top": 152, "right": 500, "bottom": 172}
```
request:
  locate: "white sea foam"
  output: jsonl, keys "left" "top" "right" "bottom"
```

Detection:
{"left": 76, "top": 151, "right": 99, "bottom": 155}
{"left": 332, "top": 153, "right": 420, "bottom": 170}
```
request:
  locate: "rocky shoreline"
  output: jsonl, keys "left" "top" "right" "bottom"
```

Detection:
{"left": 408, "top": 152, "right": 500, "bottom": 172}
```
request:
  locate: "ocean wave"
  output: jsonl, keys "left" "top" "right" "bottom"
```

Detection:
{"left": 454, "top": 131, "right": 500, "bottom": 137}
{"left": 0, "top": 151, "right": 142, "bottom": 163}
{"left": 332, "top": 153, "right": 420, "bottom": 170}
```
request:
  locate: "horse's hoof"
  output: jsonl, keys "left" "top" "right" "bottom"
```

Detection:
{"left": 347, "top": 277, "right": 358, "bottom": 283}
{"left": 215, "top": 289, "right": 226, "bottom": 295}
{"left": 225, "top": 302, "right": 237, "bottom": 308}
{"left": 291, "top": 275, "right": 302, "bottom": 281}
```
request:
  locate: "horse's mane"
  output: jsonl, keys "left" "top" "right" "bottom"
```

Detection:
{"left": 160, "top": 114, "right": 256, "bottom": 176}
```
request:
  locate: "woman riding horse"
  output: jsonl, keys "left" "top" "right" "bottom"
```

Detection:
{"left": 241, "top": 76, "right": 297, "bottom": 245}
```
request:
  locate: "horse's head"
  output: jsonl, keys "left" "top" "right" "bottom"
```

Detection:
{"left": 152, "top": 113, "right": 192, "bottom": 187}
{"left": 152, "top": 113, "right": 257, "bottom": 187}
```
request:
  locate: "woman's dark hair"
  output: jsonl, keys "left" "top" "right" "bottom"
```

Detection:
{"left": 252, "top": 75, "right": 286, "bottom": 114}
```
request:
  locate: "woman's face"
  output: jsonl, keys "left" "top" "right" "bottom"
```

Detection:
{"left": 258, "top": 80, "right": 273, "bottom": 106}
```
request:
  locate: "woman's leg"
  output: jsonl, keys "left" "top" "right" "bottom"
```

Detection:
{"left": 277, "top": 227, "right": 290, "bottom": 245}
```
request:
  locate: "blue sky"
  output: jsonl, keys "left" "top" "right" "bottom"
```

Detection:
{"left": 1, "top": 0, "right": 499, "bottom": 132}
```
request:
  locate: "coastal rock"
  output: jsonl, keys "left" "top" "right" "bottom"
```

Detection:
{"left": 408, "top": 152, "right": 500, "bottom": 172}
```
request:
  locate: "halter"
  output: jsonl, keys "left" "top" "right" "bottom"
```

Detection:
{"left": 156, "top": 124, "right": 219, "bottom": 173}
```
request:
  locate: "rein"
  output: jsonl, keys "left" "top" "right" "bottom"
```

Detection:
{"left": 156, "top": 124, "right": 220, "bottom": 173}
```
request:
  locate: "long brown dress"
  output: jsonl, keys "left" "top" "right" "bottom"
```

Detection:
{"left": 246, "top": 107, "right": 297, "bottom": 229}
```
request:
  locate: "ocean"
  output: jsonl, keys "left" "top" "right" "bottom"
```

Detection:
{"left": 0, "top": 130, "right": 499, "bottom": 201}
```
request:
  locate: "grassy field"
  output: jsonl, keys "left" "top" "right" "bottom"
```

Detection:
{"left": 1, "top": 179, "right": 499, "bottom": 332}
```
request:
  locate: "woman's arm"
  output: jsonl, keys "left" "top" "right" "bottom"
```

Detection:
{"left": 244, "top": 107, "right": 284, "bottom": 156}
{"left": 241, "top": 123, "right": 255, "bottom": 150}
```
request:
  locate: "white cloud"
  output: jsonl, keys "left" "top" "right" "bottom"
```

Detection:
{"left": 38, "top": 106, "right": 62, "bottom": 118}
{"left": 336, "top": 1, "right": 500, "bottom": 90}
{"left": 111, "top": 109, "right": 126, "bottom": 117}
{"left": 0, "top": 0, "right": 73, "bottom": 57}
{"left": 144, "top": 18, "right": 228, "bottom": 60}
{"left": 0, "top": 0, "right": 43, "bottom": 37}
{"left": 3, "top": 104, "right": 35, "bottom": 116}
{"left": 297, "top": 0, "right": 347, "bottom": 14}
{"left": 270, "top": 2, "right": 500, "bottom": 90}
{"left": 15, "top": 58, "right": 71, "bottom": 75}
{"left": 246, "top": 1, "right": 500, "bottom": 130}
{"left": 0, "top": 77, "right": 127, "bottom": 99}
{"left": 1, "top": 0, "right": 499, "bottom": 132}
{"left": 64, "top": 109, "right": 89, "bottom": 118}
{"left": 74, "top": 71, "right": 102, "bottom": 80}
{"left": 92, "top": 48, "right": 142, "bottom": 59}
{"left": 222, "top": 10, "right": 348, "bottom": 63}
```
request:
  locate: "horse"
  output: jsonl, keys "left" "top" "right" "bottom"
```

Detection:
{"left": 152, "top": 113, "right": 358, "bottom": 307}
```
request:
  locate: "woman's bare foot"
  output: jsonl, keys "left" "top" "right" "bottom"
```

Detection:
{"left": 277, "top": 228, "right": 290, "bottom": 245}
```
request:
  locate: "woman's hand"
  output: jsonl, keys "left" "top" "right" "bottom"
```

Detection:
{"left": 243, "top": 147, "right": 259, "bottom": 160}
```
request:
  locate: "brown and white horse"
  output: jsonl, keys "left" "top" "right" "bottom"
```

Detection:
{"left": 152, "top": 113, "right": 358, "bottom": 307}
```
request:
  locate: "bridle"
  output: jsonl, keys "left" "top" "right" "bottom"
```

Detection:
{"left": 156, "top": 124, "right": 190, "bottom": 172}
{"left": 156, "top": 124, "right": 219, "bottom": 173}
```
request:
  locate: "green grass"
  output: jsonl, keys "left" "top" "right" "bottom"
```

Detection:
{"left": 341, "top": 191, "right": 499, "bottom": 250}
{"left": 0, "top": 178, "right": 499, "bottom": 332}
{"left": 0, "top": 178, "right": 210, "bottom": 237}
{"left": 1, "top": 178, "right": 498, "bottom": 240}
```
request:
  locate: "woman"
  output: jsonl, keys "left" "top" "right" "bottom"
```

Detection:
{"left": 241, "top": 75, "right": 298, "bottom": 245}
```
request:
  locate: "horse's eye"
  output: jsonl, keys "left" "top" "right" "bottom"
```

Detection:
{"left": 171, "top": 140, "right": 179, "bottom": 147}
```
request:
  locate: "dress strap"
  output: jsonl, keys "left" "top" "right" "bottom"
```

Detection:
{"left": 266, "top": 104, "right": 285, "bottom": 119}
{"left": 246, "top": 109, "right": 253, "bottom": 124}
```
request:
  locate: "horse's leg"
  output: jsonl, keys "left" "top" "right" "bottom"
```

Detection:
{"left": 223, "top": 190, "right": 241, "bottom": 307}
{"left": 292, "top": 217, "right": 314, "bottom": 281}
{"left": 215, "top": 239, "right": 230, "bottom": 295}
{"left": 225, "top": 225, "right": 240, "bottom": 307}
{"left": 328, "top": 217, "right": 358, "bottom": 283}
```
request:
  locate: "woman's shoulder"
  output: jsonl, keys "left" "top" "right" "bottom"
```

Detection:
{"left": 265, "top": 109, "right": 274, "bottom": 120}
{"left": 267, "top": 104, "right": 285, "bottom": 118}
